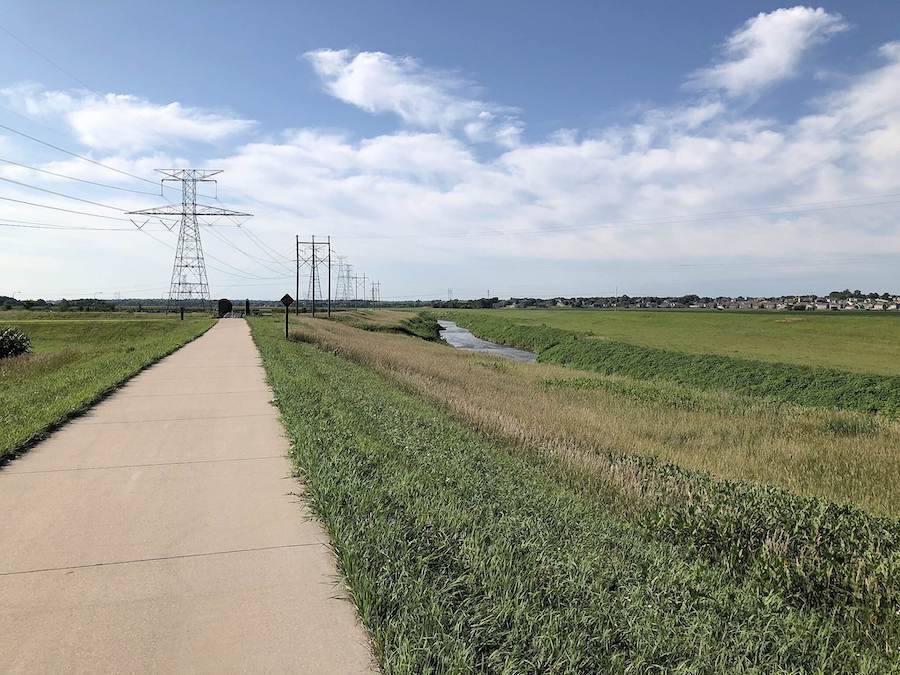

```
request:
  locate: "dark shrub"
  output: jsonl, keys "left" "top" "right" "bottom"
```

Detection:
{"left": 0, "top": 326, "right": 32, "bottom": 358}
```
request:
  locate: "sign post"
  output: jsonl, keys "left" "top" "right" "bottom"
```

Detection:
{"left": 281, "top": 293, "right": 294, "bottom": 339}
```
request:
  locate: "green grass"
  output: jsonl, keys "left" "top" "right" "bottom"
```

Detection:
{"left": 331, "top": 309, "right": 443, "bottom": 340}
{"left": 451, "top": 308, "right": 900, "bottom": 375}
{"left": 249, "top": 316, "right": 899, "bottom": 673}
{"left": 445, "top": 311, "right": 900, "bottom": 417}
{"left": 0, "top": 314, "right": 214, "bottom": 459}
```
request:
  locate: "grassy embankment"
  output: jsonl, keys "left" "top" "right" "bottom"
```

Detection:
{"left": 250, "top": 314, "right": 898, "bottom": 672}
{"left": 443, "top": 310, "right": 900, "bottom": 417}
{"left": 460, "top": 307, "right": 900, "bottom": 374}
{"left": 307, "top": 310, "right": 900, "bottom": 514}
{"left": 0, "top": 314, "right": 214, "bottom": 459}
{"left": 330, "top": 308, "right": 442, "bottom": 340}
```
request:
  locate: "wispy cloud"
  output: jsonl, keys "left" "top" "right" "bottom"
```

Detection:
{"left": 0, "top": 84, "right": 256, "bottom": 152}
{"left": 304, "top": 48, "right": 523, "bottom": 147}
{"left": 688, "top": 6, "right": 847, "bottom": 97}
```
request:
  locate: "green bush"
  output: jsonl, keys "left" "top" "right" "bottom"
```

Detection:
{"left": 0, "top": 326, "right": 31, "bottom": 359}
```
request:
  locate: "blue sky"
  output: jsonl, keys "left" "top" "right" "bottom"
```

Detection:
{"left": 1, "top": 2, "right": 900, "bottom": 300}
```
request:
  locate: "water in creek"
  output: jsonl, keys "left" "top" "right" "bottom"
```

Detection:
{"left": 437, "top": 320, "right": 537, "bottom": 363}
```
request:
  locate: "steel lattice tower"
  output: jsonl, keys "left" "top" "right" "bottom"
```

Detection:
{"left": 335, "top": 257, "right": 353, "bottom": 301}
{"left": 128, "top": 169, "right": 251, "bottom": 311}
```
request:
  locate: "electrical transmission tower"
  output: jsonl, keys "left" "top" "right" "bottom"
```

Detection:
{"left": 295, "top": 235, "right": 332, "bottom": 317}
{"left": 128, "top": 169, "right": 251, "bottom": 311}
{"left": 348, "top": 274, "right": 360, "bottom": 307}
{"left": 335, "top": 257, "right": 354, "bottom": 302}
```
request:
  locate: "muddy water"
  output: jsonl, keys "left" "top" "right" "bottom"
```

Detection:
{"left": 438, "top": 320, "right": 537, "bottom": 363}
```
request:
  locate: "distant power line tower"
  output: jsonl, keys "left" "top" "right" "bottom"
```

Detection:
{"left": 128, "top": 169, "right": 251, "bottom": 311}
{"left": 335, "top": 256, "right": 353, "bottom": 302}
{"left": 295, "top": 235, "right": 332, "bottom": 317}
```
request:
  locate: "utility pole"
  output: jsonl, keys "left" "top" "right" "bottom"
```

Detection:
{"left": 127, "top": 169, "right": 251, "bottom": 313}
{"left": 311, "top": 234, "right": 316, "bottom": 317}
{"left": 350, "top": 274, "right": 361, "bottom": 308}
{"left": 327, "top": 236, "right": 332, "bottom": 318}
{"left": 295, "top": 235, "right": 299, "bottom": 315}
{"left": 371, "top": 281, "right": 381, "bottom": 306}
{"left": 362, "top": 274, "right": 367, "bottom": 308}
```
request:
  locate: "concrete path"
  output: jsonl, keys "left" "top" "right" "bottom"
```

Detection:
{"left": 0, "top": 320, "right": 374, "bottom": 673}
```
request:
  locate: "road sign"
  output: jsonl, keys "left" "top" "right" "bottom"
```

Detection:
{"left": 280, "top": 293, "right": 294, "bottom": 307}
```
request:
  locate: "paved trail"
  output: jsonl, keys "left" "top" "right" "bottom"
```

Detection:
{"left": 0, "top": 320, "right": 374, "bottom": 673}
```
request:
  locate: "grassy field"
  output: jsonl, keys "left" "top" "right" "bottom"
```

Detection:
{"left": 443, "top": 310, "right": 900, "bottom": 417}
{"left": 250, "top": 314, "right": 899, "bottom": 672}
{"left": 299, "top": 312, "right": 900, "bottom": 516}
{"left": 450, "top": 308, "right": 900, "bottom": 375}
{"left": 0, "top": 313, "right": 214, "bottom": 459}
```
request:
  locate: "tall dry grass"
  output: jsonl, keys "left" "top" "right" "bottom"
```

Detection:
{"left": 295, "top": 315, "right": 900, "bottom": 517}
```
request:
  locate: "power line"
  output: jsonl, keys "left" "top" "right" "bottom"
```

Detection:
{"left": 137, "top": 227, "right": 273, "bottom": 281}
{"left": 0, "top": 122, "right": 178, "bottom": 191}
{"left": 204, "top": 225, "right": 292, "bottom": 276}
{"left": 0, "top": 22, "right": 95, "bottom": 91}
{"left": 240, "top": 225, "right": 294, "bottom": 264}
{"left": 0, "top": 157, "right": 168, "bottom": 196}
{"left": 0, "top": 174, "right": 138, "bottom": 212}
{"left": 0, "top": 219, "right": 135, "bottom": 232}
{"left": 0, "top": 194, "right": 136, "bottom": 220}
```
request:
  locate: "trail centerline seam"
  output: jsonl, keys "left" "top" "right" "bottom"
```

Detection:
{"left": 0, "top": 543, "right": 325, "bottom": 577}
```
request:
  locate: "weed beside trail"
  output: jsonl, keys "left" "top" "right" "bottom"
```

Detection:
{"left": 0, "top": 317, "right": 214, "bottom": 459}
{"left": 250, "top": 316, "right": 899, "bottom": 673}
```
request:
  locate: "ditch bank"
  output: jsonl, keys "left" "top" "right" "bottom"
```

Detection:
{"left": 445, "top": 312, "right": 900, "bottom": 417}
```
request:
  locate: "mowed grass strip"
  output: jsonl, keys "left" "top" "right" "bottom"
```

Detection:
{"left": 249, "top": 316, "right": 897, "bottom": 673}
{"left": 446, "top": 312, "right": 900, "bottom": 417}
{"left": 0, "top": 315, "right": 214, "bottom": 459}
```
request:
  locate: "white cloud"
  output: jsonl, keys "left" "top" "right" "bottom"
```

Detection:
{"left": 688, "top": 6, "right": 847, "bottom": 97}
{"left": 209, "top": 37, "right": 900, "bottom": 277}
{"left": 6, "top": 20, "right": 900, "bottom": 299}
{"left": 1, "top": 84, "right": 255, "bottom": 152}
{"left": 304, "top": 49, "right": 522, "bottom": 146}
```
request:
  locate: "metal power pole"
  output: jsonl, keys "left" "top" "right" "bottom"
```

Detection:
{"left": 296, "top": 235, "right": 331, "bottom": 317}
{"left": 327, "top": 236, "right": 332, "bottom": 318}
{"left": 311, "top": 234, "right": 316, "bottom": 317}
{"left": 295, "top": 234, "right": 299, "bottom": 315}
{"left": 349, "top": 275, "right": 360, "bottom": 308}
{"left": 127, "top": 169, "right": 251, "bottom": 313}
